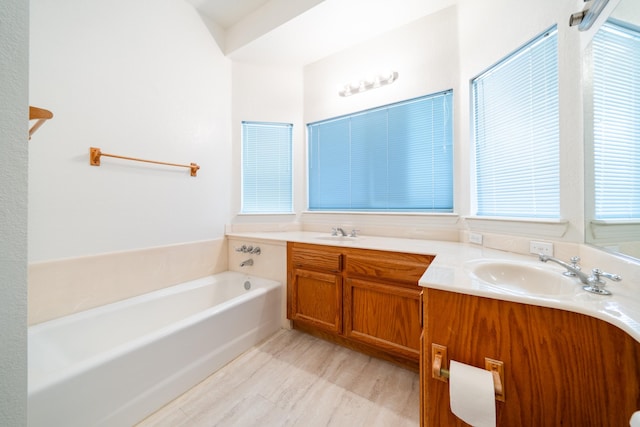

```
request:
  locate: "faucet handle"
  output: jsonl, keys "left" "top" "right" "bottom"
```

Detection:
{"left": 592, "top": 268, "right": 621, "bottom": 283}
{"left": 331, "top": 227, "right": 338, "bottom": 236}
{"left": 563, "top": 256, "right": 581, "bottom": 277}
{"left": 583, "top": 268, "right": 621, "bottom": 295}
{"left": 350, "top": 229, "right": 360, "bottom": 237}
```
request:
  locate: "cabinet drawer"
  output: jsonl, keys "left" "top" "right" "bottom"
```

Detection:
{"left": 345, "top": 251, "right": 432, "bottom": 285}
{"left": 290, "top": 246, "right": 343, "bottom": 273}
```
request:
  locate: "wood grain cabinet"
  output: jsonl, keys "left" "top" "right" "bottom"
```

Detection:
{"left": 287, "top": 242, "right": 432, "bottom": 370}
{"left": 421, "top": 288, "right": 640, "bottom": 426}
{"left": 288, "top": 245, "right": 343, "bottom": 333}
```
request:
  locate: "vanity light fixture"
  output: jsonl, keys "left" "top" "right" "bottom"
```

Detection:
{"left": 338, "top": 71, "right": 399, "bottom": 97}
{"left": 569, "top": 0, "right": 609, "bottom": 31}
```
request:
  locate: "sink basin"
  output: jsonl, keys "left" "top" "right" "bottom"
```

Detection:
{"left": 315, "top": 235, "right": 361, "bottom": 242}
{"left": 467, "top": 260, "right": 578, "bottom": 296}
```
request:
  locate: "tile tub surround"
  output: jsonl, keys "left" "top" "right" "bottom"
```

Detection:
{"left": 136, "top": 329, "right": 419, "bottom": 426}
{"left": 225, "top": 230, "right": 640, "bottom": 343}
{"left": 28, "top": 239, "right": 227, "bottom": 325}
{"left": 227, "top": 237, "right": 289, "bottom": 329}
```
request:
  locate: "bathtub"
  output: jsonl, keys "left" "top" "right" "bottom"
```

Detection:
{"left": 28, "top": 271, "right": 282, "bottom": 427}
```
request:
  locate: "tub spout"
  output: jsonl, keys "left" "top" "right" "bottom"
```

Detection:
{"left": 240, "top": 259, "right": 253, "bottom": 267}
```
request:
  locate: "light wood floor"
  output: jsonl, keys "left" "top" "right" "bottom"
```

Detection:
{"left": 136, "top": 329, "right": 420, "bottom": 427}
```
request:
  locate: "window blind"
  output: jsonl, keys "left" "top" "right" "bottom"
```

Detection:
{"left": 241, "top": 121, "right": 293, "bottom": 213}
{"left": 473, "top": 27, "right": 559, "bottom": 218}
{"left": 307, "top": 91, "right": 453, "bottom": 212}
{"left": 593, "top": 22, "right": 640, "bottom": 219}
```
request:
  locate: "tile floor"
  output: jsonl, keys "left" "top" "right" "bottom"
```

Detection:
{"left": 136, "top": 329, "right": 420, "bottom": 427}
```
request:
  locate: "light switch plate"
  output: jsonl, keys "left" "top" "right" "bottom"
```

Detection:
{"left": 530, "top": 240, "right": 553, "bottom": 256}
{"left": 469, "top": 232, "right": 483, "bottom": 245}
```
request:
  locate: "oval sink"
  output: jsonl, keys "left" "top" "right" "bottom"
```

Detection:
{"left": 467, "top": 260, "right": 578, "bottom": 296}
{"left": 315, "top": 235, "right": 361, "bottom": 242}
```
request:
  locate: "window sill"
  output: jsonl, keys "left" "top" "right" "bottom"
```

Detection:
{"left": 301, "top": 211, "right": 460, "bottom": 224}
{"left": 236, "top": 212, "right": 296, "bottom": 216}
{"left": 590, "top": 220, "right": 640, "bottom": 240}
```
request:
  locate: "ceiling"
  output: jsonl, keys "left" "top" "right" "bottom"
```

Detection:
{"left": 186, "top": 0, "right": 456, "bottom": 66}
{"left": 186, "top": 0, "right": 273, "bottom": 29}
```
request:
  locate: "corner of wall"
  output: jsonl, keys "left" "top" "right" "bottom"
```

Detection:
{"left": 0, "top": 0, "right": 28, "bottom": 424}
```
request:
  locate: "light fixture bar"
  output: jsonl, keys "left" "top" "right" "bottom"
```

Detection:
{"left": 338, "top": 71, "right": 399, "bottom": 97}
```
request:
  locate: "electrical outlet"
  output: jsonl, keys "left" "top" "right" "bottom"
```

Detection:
{"left": 469, "top": 232, "right": 483, "bottom": 245}
{"left": 530, "top": 240, "right": 553, "bottom": 256}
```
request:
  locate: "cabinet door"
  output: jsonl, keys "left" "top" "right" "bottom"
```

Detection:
{"left": 344, "top": 277, "right": 421, "bottom": 361}
{"left": 289, "top": 268, "right": 343, "bottom": 333}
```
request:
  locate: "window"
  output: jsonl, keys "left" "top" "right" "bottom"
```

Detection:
{"left": 593, "top": 21, "right": 640, "bottom": 219}
{"left": 307, "top": 91, "right": 453, "bottom": 212}
{"left": 472, "top": 27, "right": 559, "bottom": 218}
{"left": 241, "top": 121, "right": 293, "bottom": 213}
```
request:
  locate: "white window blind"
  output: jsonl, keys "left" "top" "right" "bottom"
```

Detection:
{"left": 241, "top": 121, "right": 293, "bottom": 213}
{"left": 473, "top": 27, "right": 559, "bottom": 218}
{"left": 593, "top": 22, "right": 640, "bottom": 219}
{"left": 307, "top": 91, "right": 453, "bottom": 212}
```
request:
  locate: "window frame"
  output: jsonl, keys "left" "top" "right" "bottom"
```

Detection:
{"left": 306, "top": 90, "right": 454, "bottom": 213}
{"left": 240, "top": 121, "right": 294, "bottom": 215}
{"left": 592, "top": 20, "right": 640, "bottom": 221}
{"left": 471, "top": 26, "right": 560, "bottom": 220}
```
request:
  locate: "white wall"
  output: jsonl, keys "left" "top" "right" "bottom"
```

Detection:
{"left": 231, "top": 62, "right": 304, "bottom": 221}
{"left": 0, "top": 0, "right": 28, "bottom": 423}
{"left": 299, "top": 7, "right": 461, "bottom": 238}
{"left": 303, "top": 6, "right": 459, "bottom": 125}
{"left": 457, "top": 0, "right": 585, "bottom": 243}
{"left": 295, "top": 1, "right": 587, "bottom": 243}
{"left": 29, "top": 0, "right": 232, "bottom": 262}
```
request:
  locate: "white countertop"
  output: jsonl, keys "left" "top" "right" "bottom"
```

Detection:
{"left": 226, "top": 231, "right": 640, "bottom": 343}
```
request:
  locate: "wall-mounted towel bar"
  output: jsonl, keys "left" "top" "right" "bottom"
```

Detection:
{"left": 29, "top": 106, "right": 53, "bottom": 139}
{"left": 89, "top": 147, "right": 200, "bottom": 176}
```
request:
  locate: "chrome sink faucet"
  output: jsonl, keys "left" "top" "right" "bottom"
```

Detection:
{"left": 538, "top": 254, "right": 621, "bottom": 295}
{"left": 333, "top": 227, "right": 348, "bottom": 237}
{"left": 332, "top": 227, "right": 359, "bottom": 237}
{"left": 539, "top": 254, "right": 590, "bottom": 284}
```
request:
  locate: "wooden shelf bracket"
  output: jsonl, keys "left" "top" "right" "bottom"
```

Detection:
{"left": 29, "top": 106, "right": 53, "bottom": 140}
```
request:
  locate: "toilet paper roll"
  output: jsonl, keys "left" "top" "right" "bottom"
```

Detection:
{"left": 449, "top": 360, "right": 496, "bottom": 427}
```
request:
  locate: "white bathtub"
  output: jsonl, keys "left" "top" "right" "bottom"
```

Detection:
{"left": 28, "top": 271, "right": 282, "bottom": 427}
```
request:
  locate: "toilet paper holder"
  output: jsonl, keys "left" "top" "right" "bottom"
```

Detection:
{"left": 432, "top": 343, "right": 506, "bottom": 402}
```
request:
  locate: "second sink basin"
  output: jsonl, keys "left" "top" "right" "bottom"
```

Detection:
{"left": 466, "top": 259, "right": 579, "bottom": 296}
{"left": 315, "top": 235, "right": 361, "bottom": 242}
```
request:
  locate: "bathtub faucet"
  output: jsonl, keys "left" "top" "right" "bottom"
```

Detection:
{"left": 240, "top": 259, "right": 253, "bottom": 267}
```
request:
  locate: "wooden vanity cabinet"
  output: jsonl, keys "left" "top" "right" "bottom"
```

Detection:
{"left": 421, "top": 288, "right": 640, "bottom": 426}
{"left": 287, "top": 242, "right": 432, "bottom": 369}
{"left": 344, "top": 250, "right": 430, "bottom": 361}
{"left": 288, "top": 244, "right": 343, "bottom": 334}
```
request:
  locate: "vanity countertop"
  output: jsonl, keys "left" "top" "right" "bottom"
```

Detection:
{"left": 226, "top": 231, "right": 640, "bottom": 342}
